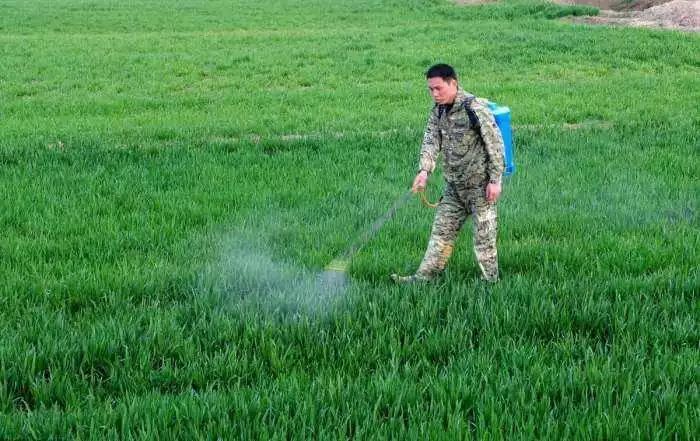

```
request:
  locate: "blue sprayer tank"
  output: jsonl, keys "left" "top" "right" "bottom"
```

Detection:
{"left": 487, "top": 101, "right": 515, "bottom": 176}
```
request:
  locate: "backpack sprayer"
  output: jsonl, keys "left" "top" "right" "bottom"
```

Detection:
{"left": 320, "top": 101, "right": 514, "bottom": 284}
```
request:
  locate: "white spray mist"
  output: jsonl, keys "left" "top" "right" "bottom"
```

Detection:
{"left": 197, "top": 233, "right": 349, "bottom": 320}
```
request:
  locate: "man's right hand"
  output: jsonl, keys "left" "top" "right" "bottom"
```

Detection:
{"left": 412, "top": 170, "right": 429, "bottom": 193}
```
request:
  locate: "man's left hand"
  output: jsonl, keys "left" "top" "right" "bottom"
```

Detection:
{"left": 486, "top": 182, "right": 502, "bottom": 203}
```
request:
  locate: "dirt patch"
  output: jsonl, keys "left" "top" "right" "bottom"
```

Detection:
{"left": 554, "top": 0, "right": 676, "bottom": 11}
{"left": 454, "top": 0, "right": 699, "bottom": 31}
{"left": 558, "top": 0, "right": 700, "bottom": 31}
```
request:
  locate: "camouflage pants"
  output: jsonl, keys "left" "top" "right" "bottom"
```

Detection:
{"left": 417, "top": 182, "right": 499, "bottom": 281}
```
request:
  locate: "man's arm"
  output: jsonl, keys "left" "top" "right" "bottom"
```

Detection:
{"left": 473, "top": 101, "right": 505, "bottom": 202}
{"left": 413, "top": 107, "right": 441, "bottom": 192}
{"left": 473, "top": 101, "right": 505, "bottom": 185}
{"left": 419, "top": 107, "right": 441, "bottom": 174}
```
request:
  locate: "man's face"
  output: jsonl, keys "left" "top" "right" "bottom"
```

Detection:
{"left": 427, "top": 77, "right": 458, "bottom": 105}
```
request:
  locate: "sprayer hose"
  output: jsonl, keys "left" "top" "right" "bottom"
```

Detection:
{"left": 418, "top": 190, "right": 438, "bottom": 209}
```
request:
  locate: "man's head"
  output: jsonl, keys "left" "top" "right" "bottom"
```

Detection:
{"left": 426, "top": 63, "right": 459, "bottom": 105}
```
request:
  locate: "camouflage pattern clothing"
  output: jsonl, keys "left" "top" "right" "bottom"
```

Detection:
{"left": 414, "top": 89, "right": 504, "bottom": 282}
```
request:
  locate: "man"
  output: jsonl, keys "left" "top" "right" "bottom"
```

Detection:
{"left": 391, "top": 63, "right": 505, "bottom": 284}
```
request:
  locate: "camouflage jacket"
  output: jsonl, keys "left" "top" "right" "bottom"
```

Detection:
{"left": 419, "top": 89, "right": 504, "bottom": 187}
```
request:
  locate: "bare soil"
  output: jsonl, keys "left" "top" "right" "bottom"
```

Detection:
{"left": 454, "top": 0, "right": 700, "bottom": 32}
{"left": 560, "top": 0, "right": 700, "bottom": 31}
{"left": 553, "top": 0, "right": 675, "bottom": 11}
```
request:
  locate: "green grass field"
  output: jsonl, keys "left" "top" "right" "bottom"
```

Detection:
{"left": 1, "top": 0, "right": 698, "bottom": 438}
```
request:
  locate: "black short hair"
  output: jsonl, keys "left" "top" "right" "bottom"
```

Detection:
{"left": 426, "top": 63, "right": 457, "bottom": 81}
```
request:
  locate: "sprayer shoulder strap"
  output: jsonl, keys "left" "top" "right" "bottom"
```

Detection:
{"left": 461, "top": 97, "right": 481, "bottom": 129}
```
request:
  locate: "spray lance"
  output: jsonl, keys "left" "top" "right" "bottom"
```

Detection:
{"left": 319, "top": 188, "right": 435, "bottom": 286}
